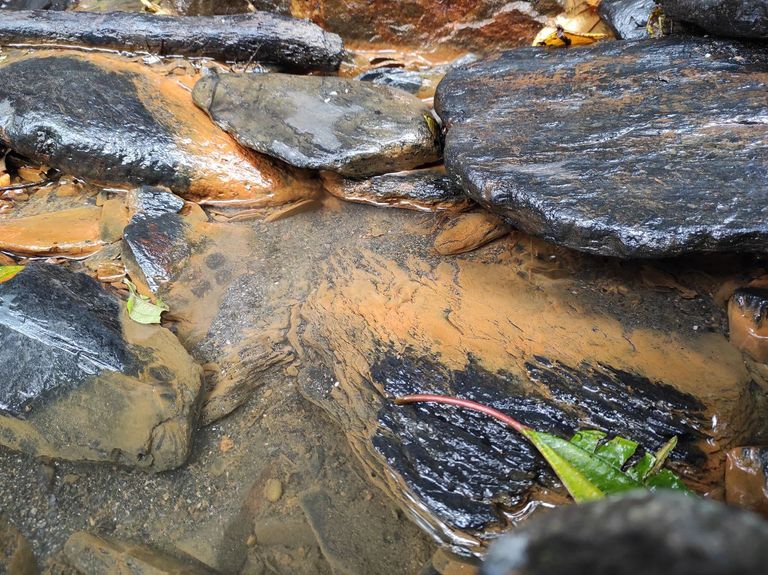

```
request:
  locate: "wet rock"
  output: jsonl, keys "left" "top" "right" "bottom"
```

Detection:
{"left": 481, "top": 491, "right": 768, "bottom": 575}
{"left": 63, "top": 532, "right": 217, "bottom": 574}
{"left": 296, "top": 213, "right": 766, "bottom": 552}
{"left": 192, "top": 73, "right": 442, "bottom": 178}
{"left": 661, "top": 0, "right": 768, "bottom": 38}
{"left": 433, "top": 211, "right": 510, "bottom": 255}
{"left": 0, "top": 263, "right": 204, "bottom": 471}
{"left": 598, "top": 0, "right": 655, "bottom": 39}
{"left": 123, "top": 213, "right": 192, "bottom": 293}
{"left": 321, "top": 168, "right": 471, "bottom": 212}
{"left": 356, "top": 67, "right": 424, "bottom": 94}
{"left": 0, "top": 10, "right": 344, "bottom": 70}
{"left": 435, "top": 38, "right": 768, "bottom": 258}
{"left": 301, "top": 0, "right": 556, "bottom": 51}
{"left": 0, "top": 53, "right": 311, "bottom": 207}
{"left": 127, "top": 186, "right": 185, "bottom": 222}
{"left": 170, "top": 0, "right": 272, "bottom": 15}
{"left": 0, "top": 0, "right": 71, "bottom": 9}
{"left": 0, "top": 206, "right": 103, "bottom": 257}
{"left": 0, "top": 516, "right": 36, "bottom": 575}
{"left": 726, "top": 447, "right": 768, "bottom": 516}
{"left": 728, "top": 288, "right": 768, "bottom": 363}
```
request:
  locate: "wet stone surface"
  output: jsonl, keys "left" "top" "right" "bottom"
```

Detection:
{"left": 0, "top": 0, "right": 71, "bottom": 9}
{"left": 322, "top": 168, "right": 472, "bottom": 212}
{"left": 599, "top": 0, "right": 655, "bottom": 39}
{"left": 192, "top": 73, "right": 442, "bottom": 178}
{"left": 435, "top": 38, "right": 768, "bottom": 258}
{"left": 0, "top": 10, "right": 344, "bottom": 70}
{"left": 0, "top": 263, "right": 204, "bottom": 471}
{"left": 482, "top": 491, "right": 768, "bottom": 575}
{"left": 726, "top": 446, "right": 768, "bottom": 517}
{"left": 0, "top": 515, "right": 37, "bottom": 575}
{"left": 728, "top": 287, "right": 768, "bottom": 362}
{"left": 128, "top": 186, "right": 185, "bottom": 223}
{"left": 661, "top": 0, "right": 768, "bottom": 39}
{"left": 0, "top": 52, "right": 305, "bottom": 206}
{"left": 357, "top": 67, "right": 425, "bottom": 94}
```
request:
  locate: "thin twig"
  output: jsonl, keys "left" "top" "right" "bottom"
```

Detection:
{"left": 394, "top": 394, "right": 528, "bottom": 433}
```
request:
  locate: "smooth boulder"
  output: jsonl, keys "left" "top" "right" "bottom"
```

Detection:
{"left": 661, "top": 0, "right": 768, "bottom": 38}
{"left": 0, "top": 10, "right": 344, "bottom": 70}
{"left": 192, "top": 73, "right": 442, "bottom": 178}
{"left": 435, "top": 38, "right": 768, "bottom": 258}
{"left": 0, "top": 52, "right": 311, "bottom": 207}
{"left": 0, "top": 263, "right": 204, "bottom": 471}
{"left": 482, "top": 491, "right": 768, "bottom": 575}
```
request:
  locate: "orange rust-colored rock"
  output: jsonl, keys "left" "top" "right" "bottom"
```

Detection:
{"left": 433, "top": 210, "right": 510, "bottom": 255}
{"left": 293, "top": 0, "right": 554, "bottom": 50}
{"left": 726, "top": 447, "right": 768, "bottom": 517}
{"left": 0, "top": 206, "right": 104, "bottom": 257}
{"left": 729, "top": 288, "right": 768, "bottom": 363}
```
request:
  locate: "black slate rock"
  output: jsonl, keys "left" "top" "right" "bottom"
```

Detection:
{"left": 0, "top": 0, "right": 71, "bottom": 8}
{"left": 599, "top": 0, "right": 656, "bottom": 39}
{"left": 435, "top": 38, "right": 768, "bottom": 258}
{"left": 356, "top": 67, "right": 424, "bottom": 94}
{"left": 661, "top": 0, "right": 768, "bottom": 38}
{"left": 128, "top": 186, "right": 185, "bottom": 223}
{"left": 481, "top": 491, "right": 768, "bottom": 575}
{"left": 0, "top": 263, "right": 135, "bottom": 417}
{"left": 0, "top": 10, "right": 344, "bottom": 71}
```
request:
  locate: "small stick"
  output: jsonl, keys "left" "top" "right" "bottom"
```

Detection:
{"left": 394, "top": 394, "right": 528, "bottom": 433}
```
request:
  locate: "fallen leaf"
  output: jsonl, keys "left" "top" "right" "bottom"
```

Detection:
{"left": 124, "top": 278, "right": 169, "bottom": 324}
{"left": 0, "top": 265, "right": 24, "bottom": 284}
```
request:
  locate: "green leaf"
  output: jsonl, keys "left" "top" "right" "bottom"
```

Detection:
{"left": 627, "top": 452, "right": 655, "bottom": 482}
{"left": 524, "top": 429, "right": 642, "bottom": 503}
{"left": 646, "top": 469, "right": 691, "bottom": 492}
{"left": 124, "top": 279, "right": 169, "bottom": 324}
{"left": 570, "top": 430, "right": 606, "bottom": 452}
{"left": 595, "top": 436, "right": 638, "bottom": 468}
{"left": 0, "top": 265, "right": 23, "bottom": 284}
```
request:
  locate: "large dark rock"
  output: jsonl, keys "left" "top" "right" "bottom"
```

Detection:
{"left": 192, "top": 73, "right": 442, "bottom": 178}
{"left": 0, "top": 263, "right": 204, "bottom": 470}
{"left": 481, "top": 491, "right": 768, "bottom": 575}
{"left": 661, "top": 0, "right": 768, "bottom": 38}
{"left": 435, "top": 38, "right": 768, "bottom": 258}
{"left": 599, "top": 0, "right": 655, "bottom": 39}
{"left": 0, "top": 53, "right": 306, "bottom": 206}
{"left": 0, "top": 10, "right": 344, "bottom": 70}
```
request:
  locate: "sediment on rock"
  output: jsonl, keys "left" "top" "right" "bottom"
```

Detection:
{"left": 0, "top": 10, "right": 344, "bottom": 70}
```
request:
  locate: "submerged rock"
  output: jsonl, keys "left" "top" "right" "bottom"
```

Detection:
{"left": 481, "top": 491, "right": 768, "bottom": 575}
{"left": 728, "top": 288, "right": 768, "bottom": 363}
{"left": 726, "top": 446, "right": 768, "bottom": 517}
{"left": 0, "top": 0, "right": 70, "bottom": 9}
{"left": 321, "top": 168, "right": 471, "bottom": 212}
{"left": 435, "top": 38, "right": 768, "bottom": 258}
{"left": 192, "top": 73, "right": 441, "bottom": 178}
{"left": 0, "top": 264, "right": 204, "bottom": 471}
{"left": 127, "top": 186, "right": 185, "bottom": 222}
{"left": 0, "top": 10, "right": 344, "bottom": 70}
{"left": 0, "top": 52, "right": 313, "bottom": 206}
{"left": 433, "top": 211, "right": 510, "bottom": 255}
{"left": 0, "top": 516, "right": 36, "bottom": 575}
{"left": 63, "top": 532, "right": 217, "bottom": 575}
{"left": 598, "top": 0, "right": 655, "bottom": 39}
{"left": 661, "top": 0, "right": 768, "bottom": 38}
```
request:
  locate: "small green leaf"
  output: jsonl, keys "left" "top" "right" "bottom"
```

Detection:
{"left": 595, "top": 436, "right": 638, "bottom": 468}
{"left": 646, "top": 469, "right": 691, "bottom": 493}
{"left": 124, "top": 279, "right": 169, "bottom": 324}
{"left": 0, "top": 265, "right": 23, "bottom": 284}
{"left": 570, "top": 430, "right": 606, "bottom": 452}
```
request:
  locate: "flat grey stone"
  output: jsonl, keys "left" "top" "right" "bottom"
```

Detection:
{"left": 435, "top": 38, "right": 768, "bottom": 258}
{"left": 599, "top": 0, "right": 655, "bottom": 39}
{"left": 192, "top": 73, "right": 442, "bottom": 177}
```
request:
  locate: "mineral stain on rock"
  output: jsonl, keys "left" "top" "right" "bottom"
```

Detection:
{"left": 0, "top": 52, "right": 316, "bottom": 207}
{"left": 435, "top": 38, "right": 768, "bottom": 258}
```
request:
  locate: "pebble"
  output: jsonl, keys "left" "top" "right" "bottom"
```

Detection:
{"left": 264, "top": 479, "right": 283, "bottom": 502}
